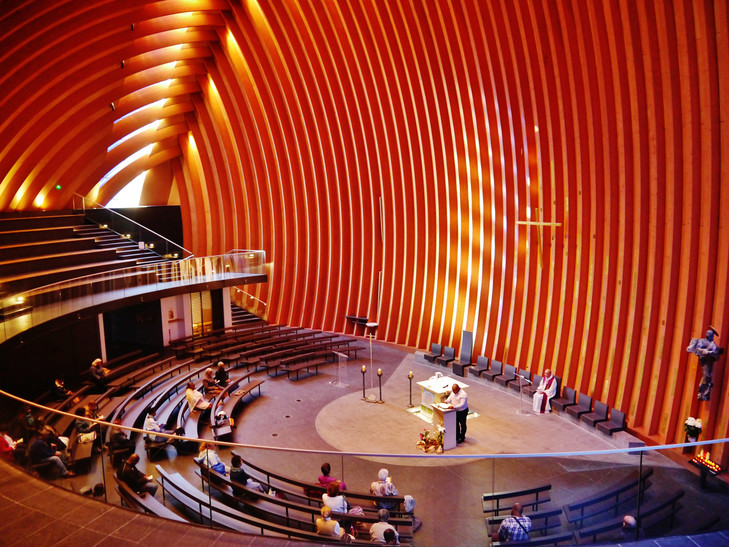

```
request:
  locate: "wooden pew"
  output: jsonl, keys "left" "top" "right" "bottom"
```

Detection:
{"left": 155, "top": 465, "right": 391, "bottom": 544}
{"left": 231, "top": 451, "right": 409, "bottom": 516}
{"left": 573, "top": 489, "right": 684, "bottom": 544}
{"left": 114, "top": 473, "right": 187, "bottom": 522}
{"left": 194, "top": 463, "right": 414, "bottom": 543}
{"left": 208, "top": 372, "right": 265, "bottom": 439}
{"left": 482, "top": 484, "right": 552, "bottom": 516}
{"left": 490, "top": 531, "right": 575, "bottom": 546}
{"left": 563, "top": 468, "right": 653, "bottom": 528}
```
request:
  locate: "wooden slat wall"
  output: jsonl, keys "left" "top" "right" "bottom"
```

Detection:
{"left": 0, "top": 0, "right": 728, "bottom": 461}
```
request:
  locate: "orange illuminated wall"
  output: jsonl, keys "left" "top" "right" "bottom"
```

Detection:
{"left": 1, "top": 1, "right": 728, "bottom": 458}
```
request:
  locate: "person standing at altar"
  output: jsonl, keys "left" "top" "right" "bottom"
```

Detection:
{"left": 532, "top": 369, "right": 558, "bottom": 414}
{"left": 445, "top": 384, "right": 469, "bottom": 444}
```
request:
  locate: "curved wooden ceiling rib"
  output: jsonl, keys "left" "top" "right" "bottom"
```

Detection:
{"left": 0, "top": 1, "right": 228, "bottom": 211}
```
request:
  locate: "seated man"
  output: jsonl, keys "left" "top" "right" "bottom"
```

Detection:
{"left": 119, "top": 453, "right": 157, "bottom": 496}
{"left": 186, "top": 381, "right": 211, "bottom": 411}
{"left": 370, "top": 509, "right": 399, "bottom": 543}
{"left": 495, "top": 503, "right": 531, "bottom": 543}
{"left": 29, "top": 431, "right": 75, "bottom": 478}
{"left": 144, "top": 410, "right": 170, "bottom": 443}
{"left": 532, "top": 369, "right": 558, "bottom": 414}
{"left": 214, "top": 361, "right": 230, "bottom": 388}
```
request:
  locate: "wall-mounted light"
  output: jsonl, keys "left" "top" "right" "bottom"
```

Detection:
{"left": 121, "top": 60, "right": 125, "bottom": 68}
{"left": 110, "top": 102, "right": 115, "bottom": 111}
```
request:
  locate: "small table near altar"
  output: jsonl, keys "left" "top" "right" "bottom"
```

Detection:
{"left": 416, "top": 375, "right": 469, "bottom": 417}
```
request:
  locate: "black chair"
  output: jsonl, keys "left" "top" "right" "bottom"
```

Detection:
{"left": 522, "top": 373, "right": 542, "bottom": 397}
{"left": 436, "top": 346, "right": 456, "bottom": 367}
{"left": 508, "top": 369, "right": 531, "bottom": 392}
{"left": 468, "top": 356, "right": 490, "bottom": 379}
{"left": 494, "top": 364, "right": 517, "bottom": 387}
{"left": 580, "top": 400, "right": 609, "bottom": 427}
{"left": 551, "top": 386, "right": 575, "bottom": 412}
{"left": 482, "top": 360, "right": 503, "bottom": 381}
{"left": 424, "top": 343, "right": 442, "bottom": 363}
{"left": 596, "top": 408, "right": 626, "bottom": 436}
{"left": 565, "top": 393, "right": 592, "bottom": 420}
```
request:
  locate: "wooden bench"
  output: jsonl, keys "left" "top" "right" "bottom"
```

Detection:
{"left": 231, "top": 451, "right": 409, "bottom": 516}
{"left": 113, "top": 473, "right": 186, "bottom": 522}
{"left": 108, "top": 358, "right": 195, "bottom": 425}
{"left": 155, "top": 465, "right": 390, "bottom": 544}
{"left": 281, "top": 357, "right": 332, "bottom": 380}
{"left": 573, "top": 489, "right": 684, "bottom": 544}
{"left": 482, "top": 484, "right": 552, "bottom": 516}
{"left": 563, "top": 468, "right": 654, "bottom": 528}
{"left": 210, "top": 374, "right": 265, "bottom": 438}
{"left": 491, "top": 531, "right": 575, "bottom": 546}
{"left": 194, "top": 463, "right": 414, "bottom": 542}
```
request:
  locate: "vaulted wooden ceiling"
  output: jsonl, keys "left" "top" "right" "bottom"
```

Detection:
{"left": 1, "top": 1, "right": 728, "bottom": 457}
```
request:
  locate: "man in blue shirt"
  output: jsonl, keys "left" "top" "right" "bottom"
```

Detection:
{"left": 496, "top": 503, "right": 531, "bottom": 542}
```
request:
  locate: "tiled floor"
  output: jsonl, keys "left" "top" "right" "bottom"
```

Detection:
{"left": 3, "top": 340, "right": 729, "bottom": 546}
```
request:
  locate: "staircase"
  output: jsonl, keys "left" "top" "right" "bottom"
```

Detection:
{"left": 231, "top": 303, "right": 265, "bottom": 326}
{"left": 0, "top": 211, "right": 168, "bottom": 300}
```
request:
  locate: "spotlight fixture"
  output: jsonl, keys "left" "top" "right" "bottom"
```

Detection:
{"left": 110, "top": 102, "right": 115, "bottom": 111}
{"left": 121, "top": 60, "right": 125, "bottom": 68}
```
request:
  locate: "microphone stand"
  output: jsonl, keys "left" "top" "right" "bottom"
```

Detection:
{"left": 519, "top": 376, "right": 533, "bottom": 416}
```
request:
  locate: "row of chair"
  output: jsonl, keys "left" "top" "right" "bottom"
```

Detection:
{"left": 425, "top": 345, "right": 626, "bottom": 436}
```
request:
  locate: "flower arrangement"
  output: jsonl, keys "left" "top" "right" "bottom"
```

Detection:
{"left": 416, "top": 428, "right": 444, "bottom": 453}
{"left": 684, "top": 417, "right": 702, "bottom": 439}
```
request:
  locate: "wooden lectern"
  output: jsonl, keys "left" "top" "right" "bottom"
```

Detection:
{"left": 431, "top": 403, "right": 457, "bottom": 450}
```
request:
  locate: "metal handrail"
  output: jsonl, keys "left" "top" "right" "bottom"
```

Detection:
{"left": 73, "top": 193, "right": 194, "bottom": 258}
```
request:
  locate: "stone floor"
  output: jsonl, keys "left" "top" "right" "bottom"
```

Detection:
{"left": 2, "top": 340, "right": 729, "bottom": 546}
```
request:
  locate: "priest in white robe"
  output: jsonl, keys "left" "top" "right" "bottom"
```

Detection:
{"left": 532, "top": 369, "right": 558, "bottom": 414}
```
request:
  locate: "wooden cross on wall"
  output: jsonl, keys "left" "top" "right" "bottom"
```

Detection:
{"left": 516, "top": 163, "right": 562, "bottom": 268}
